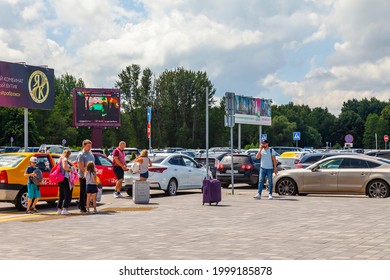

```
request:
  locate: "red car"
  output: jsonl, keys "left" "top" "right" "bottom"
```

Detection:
{"left": 70, "top": 153, "right": 117, "bottom": 187}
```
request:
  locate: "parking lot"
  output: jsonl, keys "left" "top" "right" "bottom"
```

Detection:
{"left": 1, "top": 185, "right": 390, "bottom": 260}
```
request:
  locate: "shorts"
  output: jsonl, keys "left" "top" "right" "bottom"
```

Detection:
{"left": 86, "top": 184, "right": 98, "bottom": 194}
{"left": 113, "top": 166, "right": 124, "bottom": 180}
{"left": 27, "top": 183, "right": 41, "bottom": 199}
{"left": 140, "top": 171, "right": 149, "bottom": 179}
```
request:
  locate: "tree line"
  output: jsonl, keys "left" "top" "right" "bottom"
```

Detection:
{"left": 1, "top": 64, "right": 390, "bottom": 150}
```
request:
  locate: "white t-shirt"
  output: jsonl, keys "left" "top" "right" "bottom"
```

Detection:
{"left": 261, "top": 148, "right": 275, "bottom": 169}
{"left": 139, "top": 157, "right": 149, "bottom": 174}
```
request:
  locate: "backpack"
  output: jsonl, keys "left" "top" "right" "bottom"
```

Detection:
{"left": 32, "top": 167, "right": 43, "bottom": 185}
{"left": 49, "top": 159, "right": 65, "bottom": 183}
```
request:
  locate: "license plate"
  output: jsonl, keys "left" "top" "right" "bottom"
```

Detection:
{"left": 228, "top": 170, "right": 238, "bottom": 174}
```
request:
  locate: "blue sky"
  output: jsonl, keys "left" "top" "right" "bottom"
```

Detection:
{"left": 1, "top": 0, "right": 389, "bottom": 115}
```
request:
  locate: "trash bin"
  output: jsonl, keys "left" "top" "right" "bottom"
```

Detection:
{"left": 133, "top": 180, "right": 150, "bottom": 204}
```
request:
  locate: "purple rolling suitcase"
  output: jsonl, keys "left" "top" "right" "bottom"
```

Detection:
{"left": 202, "top": 179, "right": 222, "bottom": 205}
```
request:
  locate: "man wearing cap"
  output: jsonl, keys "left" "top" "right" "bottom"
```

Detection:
{"left": 24, "top": 156, "right": 41, "bottom": 213}
{"left": 254, "top": 139, "right": 278, "bottom": 200}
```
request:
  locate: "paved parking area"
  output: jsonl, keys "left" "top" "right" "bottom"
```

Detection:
{"left": 1, "top": 186, "right": 390, "bottom": 260}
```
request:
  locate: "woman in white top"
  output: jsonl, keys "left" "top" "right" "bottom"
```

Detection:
{"left": 135, "top": 149, "right": 152, "bottom": 181}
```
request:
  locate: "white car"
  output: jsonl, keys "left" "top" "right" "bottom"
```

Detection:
{"left": 122, "top": 153, "right": 210, "bottom": 196}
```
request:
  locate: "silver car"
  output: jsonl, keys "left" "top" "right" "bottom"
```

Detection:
{"left": 274, "top": 155, "right": 390, "bottom": 198}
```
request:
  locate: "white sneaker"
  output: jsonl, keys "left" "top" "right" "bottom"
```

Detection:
{"left": 57, "top": 209, "right": 62, "bottom": 215}
{"left": 253, "top": 193, "right": 261, "bottom": 199}
{"left": 116, "top": 192, "right": 124, "bottom": 198}
{"left": 61, "top": 209, "right": 70, "bottom": 215}
{"left": 269, "top": 194, "right": 273, "bottom": 200}
{"left": 113, "top": 192, "right": 119, "bottom": 198}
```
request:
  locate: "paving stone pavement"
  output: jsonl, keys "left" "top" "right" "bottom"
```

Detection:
{"left": 1, "top": 187, "right": 390, "bottom": 260}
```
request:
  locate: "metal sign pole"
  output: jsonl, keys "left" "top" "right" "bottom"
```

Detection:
{"left": 231, "top": 125, "right": 234, "bottom": 195}
{"left": 24, "top": 108, "right": 28, "bottom": 151}
{"left": 206, "top": 88, "right": 209, "bottom": 179}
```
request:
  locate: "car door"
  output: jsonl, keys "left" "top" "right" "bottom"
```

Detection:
{"left": 94, "top": 154, "right": 117, "bottom": 186}
{"left": 35, "top": 155, "right": 58, "bottom": 198}
{"left": 168, "top": 156, "right": 188, "bottom": 188}
{"left": 337, "top": 158, "right": 371, "bottom": 193}
{"left": 182, "top": 156, "right": 204, "bottom": 188}
{"left": 303, "top": 158, "right": 342, "bottom": 192}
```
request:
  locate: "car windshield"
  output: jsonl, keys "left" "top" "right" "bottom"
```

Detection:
{"left": 0, "top": 154, "right": 26, "bottom": 167}
{"left": 377, "top": 158, "right": 390, "bottom": 165}
{"left": 47, "top": 146, "right": 64, "bottom": 154}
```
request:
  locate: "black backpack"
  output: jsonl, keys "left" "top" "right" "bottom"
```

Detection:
{"left": 32, "top": 167, "right": 43, "bottom": 185}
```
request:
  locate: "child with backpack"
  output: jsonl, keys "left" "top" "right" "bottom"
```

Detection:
{"left": 23, "top": 156, "right": 41, "bottom": 213}
{"left": 85, "top": 161, "right": 98, "bottom": 214}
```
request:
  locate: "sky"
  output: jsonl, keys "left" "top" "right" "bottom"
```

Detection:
{"left": 0, "top": 0, "right": 389, "bottom": 115}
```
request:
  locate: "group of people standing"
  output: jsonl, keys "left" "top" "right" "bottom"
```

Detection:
{"left": 24, "top": 139, "right": 151, "bottom": 214}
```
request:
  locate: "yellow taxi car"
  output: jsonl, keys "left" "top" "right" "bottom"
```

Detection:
{"left": 0, "top": 152, "right": 80, "bottom": 210}
{"left": 277, "top": 151, "right": 308, "bottom": 170}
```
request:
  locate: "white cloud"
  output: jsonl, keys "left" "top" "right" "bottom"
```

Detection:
{"left": 21, "top": 1, "right": 46, "bottom": 21}
{"left": 0, "top": 0, "right": 389, "bottom": 116}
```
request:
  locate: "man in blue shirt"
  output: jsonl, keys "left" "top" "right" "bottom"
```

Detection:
{"left": 254, "top": 139, "right": 278, "bottom": 200}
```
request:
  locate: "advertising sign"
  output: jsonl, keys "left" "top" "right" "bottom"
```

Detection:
{"left": 0, "top": 60, "right": 54, "bottom": 109}
{"left": 73, "top": 88, "right": 121, "bottom": 127}
{"left": 234, "top": 95, "right": 272, "bottom": 126}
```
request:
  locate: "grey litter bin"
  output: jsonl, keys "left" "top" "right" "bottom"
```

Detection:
{"left": 132, "top": 180, "right": 150, "bottom": 204}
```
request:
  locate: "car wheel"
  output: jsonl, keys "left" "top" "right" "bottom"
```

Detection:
{"left": 275, "top": 178, "right": 298, "bottom": 196}
{"left": 16, "top": 189, "right": 28, "bottom": 211}
{"left": 165, "top": 179, "right": 178, "bottom": 196}
{"left": 125, "top": 188, "right": 133, "bottom": 196}
{"left": 367, "top": 180, "right": 390, "bottom": 198}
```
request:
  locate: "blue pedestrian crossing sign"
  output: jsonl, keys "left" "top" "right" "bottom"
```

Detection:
{"left": 147, "top": 107, "right": 151, "bottom": 123}
{"left": 293, "top": 132, "right": 301, "bottom": 141}
{"left": 261, "top": 134, "right": 267, "bottom": 141}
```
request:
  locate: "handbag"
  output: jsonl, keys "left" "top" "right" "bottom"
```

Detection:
{"left": 131, "top": 162, "right": 140, "bottom": 174}
{"left": 49, "top": 159, "right": 65, "bottom": 183}
{"left": 96, "top": 184, "right": 103, "bottom": 202}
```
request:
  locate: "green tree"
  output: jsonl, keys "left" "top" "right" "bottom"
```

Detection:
{"left": 268, "top": 115, "right": 296, "bottom": 146}
{"left": 363, "top": 114, "right": 388, "bottom": 149}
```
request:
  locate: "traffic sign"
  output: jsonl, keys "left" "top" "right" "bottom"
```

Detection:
{"left": 261, "top": 134, "right": 267, "bottom": 141}
{"left": 384, "top": 135, "right": 389, "bottom": 142}
{"left": 345, "top": 134, "right": 354, "bottom": 143}
{"left": 147, "top": 122, "right": 151, "bottom": 138}
{"left": 147, "top": 107, "right": 151, "bottom": 123}
{"left": 293, "top": 132, "right": 301, "bottom": 141}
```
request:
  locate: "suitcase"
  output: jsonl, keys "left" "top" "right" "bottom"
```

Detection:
{"left": 202, "top": 179, "right": 222, "bottom": 205}
{"left": 133, "top": 180, "right": 150, "bottom": 204}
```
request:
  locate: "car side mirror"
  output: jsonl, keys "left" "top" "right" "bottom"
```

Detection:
{"left": 312, "top": 166, "right": 319, "bottom": 172}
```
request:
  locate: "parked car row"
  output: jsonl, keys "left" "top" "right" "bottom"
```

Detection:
{"left": 274, "top": 154, "right": 390, "bottom": 198}
{"left": 123, "top": 153, "right": 210, "bottom": 196}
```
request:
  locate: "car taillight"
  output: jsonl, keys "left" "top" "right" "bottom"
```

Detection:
{"left": 0, "top": 170, "right": 8, "bottom": 184}
{"left": 149, "top": 167, "right": 167, "bottom": 173}
{"left": 240, "top": 164, "right": 253, "bottom": 170}
{"left": 296, "top": 164, "right": 303, "bottom": 168}
{"left": 214, "top": 159, "right": 220, "bottom": 167}
{"left": 217, "top": 164, "right": 224, "bottom": 170}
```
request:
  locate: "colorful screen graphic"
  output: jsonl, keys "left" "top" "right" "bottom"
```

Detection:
{"left": 73, "top": 88, "right": 121, "bottom": 127}
{"left": 234, "top": 95, "right": 272, "bottom": 126}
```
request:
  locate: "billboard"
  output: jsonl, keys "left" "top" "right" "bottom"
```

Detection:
{"left": 73, "top": 88, "right": 121, "bottom": 127}
{"left": 0, "top": 60, "right": 54, "bottom": 109}
{"left": 234, "top": 95, "right": 272, "bottom": 126}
